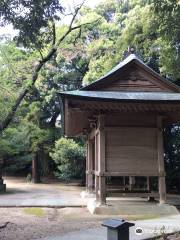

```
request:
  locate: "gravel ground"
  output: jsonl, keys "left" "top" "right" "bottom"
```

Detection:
{"left": 0, "top": 207, "right": 105, "bottom": 240}
{"left": 0, "top": 177, "right": 179, "bottom": 240}
{"left": 0, "top": 208, "right": 179, "bottom": 240}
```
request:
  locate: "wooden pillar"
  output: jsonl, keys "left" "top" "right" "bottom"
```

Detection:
{"left": 129, "top": 176, "right": 135, "bottom": 191}
{"left": 86, "top": 141, "right": 88, "bottom": 192}
{"left": 157, "top": 116, "right": 166, "bottom": 204}
{"left": 87, "top": 139, "right": 93, "bottom": 193}
{"left": 98, "top": 115, "right": 106, "bottom": 205}
{"left": 123, "top": 177, "right": 126, "bottom": 190}
{"left": 95, "top": 133, "right": 99, "bottom": 201}
{"left": 95, "top": 175, "right": 99, "bottom": 200}
{"left": 147, "top": 177, "right": 150, "bottom": 191}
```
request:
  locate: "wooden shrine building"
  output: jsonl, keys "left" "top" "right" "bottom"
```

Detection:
{"left": 60, "top": 52, "right": 180, "bottom": 205}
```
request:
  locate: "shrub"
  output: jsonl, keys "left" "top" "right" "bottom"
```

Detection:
{"left": 50, "top": 137, "right": 85, "bottom": 181}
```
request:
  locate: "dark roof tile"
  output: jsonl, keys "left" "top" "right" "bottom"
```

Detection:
{"left": 60, "top": 91, "right": 180, "bottom": 101}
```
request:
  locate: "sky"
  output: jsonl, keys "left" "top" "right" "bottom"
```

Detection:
{"left": 0, "top": 0, "right": 103, "bottom": 36}
{"left": 66, "top": 0, "right": 103, "bottom": 8}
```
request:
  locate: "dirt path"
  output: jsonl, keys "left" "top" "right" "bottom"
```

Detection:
{"left": 1, "top": 177, "right": 86, "bottom": 207}
{"left": 0, "top": 207, "right": 105, "bottom": 240}
{"left": 0, "top": 177, "right": 99, "bottom": 240}
{"left": 1, "top": 177, "right": 179, "bottom": 240}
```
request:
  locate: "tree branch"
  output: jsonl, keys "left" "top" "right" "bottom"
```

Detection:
{"left": 38, "top": 49, "right": 44, "bottom": 60}
{"left": 0, "top": 2, "right": 99, "bottom": 132}
{"left": 52, "top": 21, "right": 56, "bottom": 45}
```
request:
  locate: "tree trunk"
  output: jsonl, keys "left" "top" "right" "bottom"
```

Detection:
{"left": 32, "top": 153, "right": 41, "bottom": 183}
{"left": 0, "top": 159, "right": 6, "bottom": 192}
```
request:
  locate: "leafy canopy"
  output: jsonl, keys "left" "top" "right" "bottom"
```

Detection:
{"left": 0, "top": 0, "right": 63, "bottom": 48}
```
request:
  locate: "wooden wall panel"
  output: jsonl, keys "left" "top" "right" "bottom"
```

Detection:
{"left": 66, "top": 110, "right": 90, "bottom": 136}
{"left": 106, "top": 113, "right": 156, "bottom": 127}
{"left": 105, "top": 127, "right": 158, "bottom": 174}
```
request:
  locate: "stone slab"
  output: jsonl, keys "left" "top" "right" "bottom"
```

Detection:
{"left": 87, "top": 198, "right": 179, "bottom": 217}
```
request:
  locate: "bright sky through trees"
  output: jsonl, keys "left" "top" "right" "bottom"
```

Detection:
{"left": 0, "top": 0, "right": 103, "bottom": 36}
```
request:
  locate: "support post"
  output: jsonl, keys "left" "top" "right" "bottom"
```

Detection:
{"left": 157, "top": 116, "right": 166, "bottom": 204}
{"left": 86, "top": 141, "right": 88, "bottom": 192}
{"left": 123, "top": 177, "right": 126, "bottom": 191}
{"left": 98, "top": 115, "right": 106, "bottom": 205}
{"left": 147, "top": 177, "right": 150, "bottom": 191}
{"left": 87, "top": 139, "right": 93, "bottom": 193}
{"left": 95, "top": 133, "right": 99, "bottom": 201}
{"left": 95, "top": 175, "right": 99, "bottom": 201}
{"left": 129, "top": 176, "right": 135, "bottom": 191}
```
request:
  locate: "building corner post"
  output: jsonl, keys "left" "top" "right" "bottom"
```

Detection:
{"left": 157, "top": 116, "right": 166, "bottom": 204}
{"left": 98, "top": 115, "right": 106, "bottom": 205}
{"left": 86, "top": 139, "right": 94, "bottom": 193}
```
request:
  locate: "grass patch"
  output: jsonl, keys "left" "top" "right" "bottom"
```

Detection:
{"left": 23, "top": 207, "right": 45, "bottom": 217}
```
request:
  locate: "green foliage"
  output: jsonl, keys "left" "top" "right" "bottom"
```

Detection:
{"left": 0, "top": 41, "right": 37, "bottom": 124}
{"left": 50, "top": 138, "right": 85, "bottom": 181}
{"left": 79, "top": 0, "right": 180, "bottom": 84}
{"left": 152, "top": 0, "right": 180, "bottom": 42}
{"left": 151, "top": 0, "right": 180, "bottom": 80}
{"left": 0, "top": 0, "right": 63, "bottom": 48}
{"left": 0, "top": 124, "right": 32, "bottom": 173}
{"left": 157, "top": 38, "right": 180, "bottom": 79}
{"left": 81, "top": 0, "right": 159, "bottom": 85}
{"left": 0, "top": 125, "right": 30, "bottom": 157}
{"left": 164, "top": 126, "right": 180, "bottom": 192}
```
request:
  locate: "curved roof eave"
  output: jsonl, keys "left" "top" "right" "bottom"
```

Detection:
{"left": 59, "top": 91, "right": 180, "bottom": 102}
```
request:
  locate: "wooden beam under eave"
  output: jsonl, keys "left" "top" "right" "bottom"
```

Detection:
{"left": 71, "top": 100, "right": 180, "bottom": 113}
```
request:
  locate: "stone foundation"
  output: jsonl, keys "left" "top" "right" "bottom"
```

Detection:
{"left": 87, "top": 198, "right": 179, "bottom": 216}
{"left": 81, "top": 191, "right": 95, "bottom": 199}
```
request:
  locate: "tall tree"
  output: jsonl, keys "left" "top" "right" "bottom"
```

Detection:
{"left": 151, "top": 0, "right": 180, "bottom": 80}
{"left": 0, "top": 0, "right": 99, "bottom": 132}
